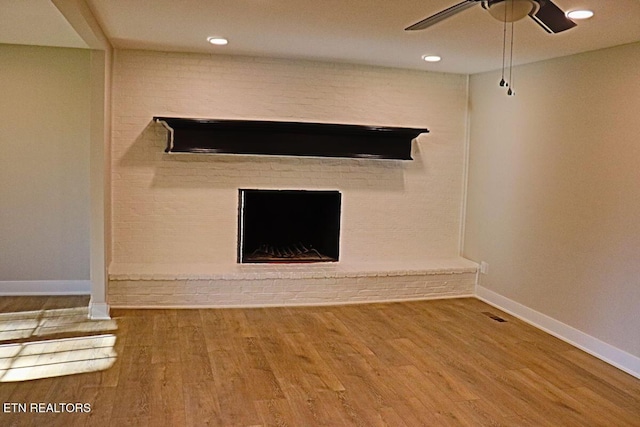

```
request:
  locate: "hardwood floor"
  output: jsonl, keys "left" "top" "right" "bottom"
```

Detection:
{"left": 1, "top": 296, "right": 639, "bottom": 426}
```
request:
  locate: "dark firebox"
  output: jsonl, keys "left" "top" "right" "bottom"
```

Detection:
{"left": 238, "top": 189, "right": 341, "bottom": 263}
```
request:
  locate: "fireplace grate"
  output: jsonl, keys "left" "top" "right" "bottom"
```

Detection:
{"left": 245, "top": 243, "right": 334, "bottom": 263}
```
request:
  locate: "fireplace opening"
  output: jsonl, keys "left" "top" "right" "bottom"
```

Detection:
{"left": 238, "top": 189, "right": 341, "bottom": 263}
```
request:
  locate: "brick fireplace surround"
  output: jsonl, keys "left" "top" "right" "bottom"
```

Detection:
{"left": 108, "top": 50, "right": 476, "bottom": 308}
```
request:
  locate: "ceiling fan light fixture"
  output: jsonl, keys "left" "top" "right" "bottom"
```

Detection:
{"left": 487, "top": 0, "right": 538, "bottom": 23}
{"left": 422, "top": 55, "right": 442, "bottom": 62}
{"left": 566, "top": 9, "right": 594, "bottom": 20}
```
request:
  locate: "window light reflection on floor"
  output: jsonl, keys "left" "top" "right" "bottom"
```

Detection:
{"left": 0, "top": 307, "right": 118, "bottom": 382}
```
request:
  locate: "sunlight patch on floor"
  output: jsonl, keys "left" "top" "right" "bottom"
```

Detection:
{"left": 0, "top": 306, "right": 118, "bottom": 382}
{"left": 0, "top": 334, "right": 117, "bottom": 382}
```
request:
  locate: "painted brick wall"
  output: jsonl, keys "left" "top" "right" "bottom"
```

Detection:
{"left": 111, "top": 50, "right": 468, "bottom": 271}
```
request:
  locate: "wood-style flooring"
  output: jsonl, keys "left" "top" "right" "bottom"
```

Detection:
{"left": 0, "top": 296, "right": 639, "bottom": 426}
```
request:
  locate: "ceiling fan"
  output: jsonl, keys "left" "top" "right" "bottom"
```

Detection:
{"left": 405, "top": 0, "right": 577, "bottom": 33}
{"left": 406, "top": 0, "right": 578, "bottom": 95}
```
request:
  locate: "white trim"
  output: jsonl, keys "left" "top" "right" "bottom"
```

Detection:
{"left": 0, "top": 280, "right": 90, "bottom": 295}
{"left": 458, "top": 73, "right": 471, "bottom": 255}
{"left": 88, "top": 301, "right": 111, "bottom": 319}
{"left": 476, "top": 285, "right": 640, "bottom": 379}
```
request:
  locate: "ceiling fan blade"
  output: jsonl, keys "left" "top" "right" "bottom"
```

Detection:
{"left": 529, "top": 0, "right": 577, "bottom": 33}
{"left": 405, "top": 0, "right": 480, "bottom": 31}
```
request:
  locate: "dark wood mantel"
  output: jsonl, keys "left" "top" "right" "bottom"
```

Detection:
{"left": 154, "top": 117, "right": 428, "bottom": 160}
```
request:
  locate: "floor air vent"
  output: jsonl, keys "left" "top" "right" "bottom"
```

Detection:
{"left": 482, "top": 312, "right": 507, "bottom": 322}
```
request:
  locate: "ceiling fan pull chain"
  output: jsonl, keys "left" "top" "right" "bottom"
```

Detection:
{"left": 507, "top": 18, "right": 515, "bottom": 96}
{"left": 499, "top": 1, "right": 508, "bottom": 87}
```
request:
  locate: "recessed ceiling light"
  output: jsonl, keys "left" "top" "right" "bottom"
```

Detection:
{"left": 207, "top": 37, "right": 228, "bottom": 46}
{"left": 422, "top": 55, "right": 441, "bottom": 63}
{"left": 566, "top": 9, "right": 594, "bottom": 20}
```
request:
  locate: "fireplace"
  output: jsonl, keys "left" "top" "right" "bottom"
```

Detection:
{"left": 238, "top": 189, "right": 341, "bottom": 263}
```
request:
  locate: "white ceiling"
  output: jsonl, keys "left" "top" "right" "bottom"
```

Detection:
{"left": 0, "top": 0, "right": 87, "bottom": 49}
{"left": 3, "top": 0, "right": 640, "bottom": 74}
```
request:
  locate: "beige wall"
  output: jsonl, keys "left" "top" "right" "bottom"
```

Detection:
{"left": 465, "top": 42, "right": 640, "bottom": 358}
{"left": 0, "top": 44, "right": 91, "bottom": 281}
{"left": 111, "top": 50, "right": 469, "bottom": 271}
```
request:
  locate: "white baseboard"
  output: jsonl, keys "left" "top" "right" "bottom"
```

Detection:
{"left": 476, "top": 285, "right": 640, "bottom": 379}
{"left": 88, "top": 300, "right": 111, "bottom": 319}
{"left": 0, "top": 280, "right": 91, "bottom": 295}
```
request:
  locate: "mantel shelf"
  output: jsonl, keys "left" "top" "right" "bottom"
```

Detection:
{"left": 154, "top": 117, "right": 428, "bottom": 160}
